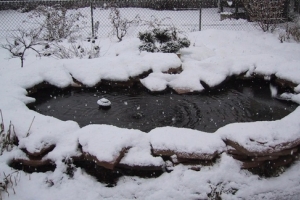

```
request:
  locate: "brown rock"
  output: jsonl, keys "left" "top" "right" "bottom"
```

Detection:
{"left": 252, "top": 155, "right": 279, "bottom": 162}
{"left": 241, "top": 155, "right": 295, "bottom": 169}
{"left": 163, "top": 66, "right": 182, "bottom": 74}
{"left": 227, "top": 148, "right": 246, "bottom": 155}
{"left": 224, "top": 139, "right": 300, "bottom": 157}
{"left": 241, "top": 160, "right": 264, "bottom": 169}
{"left": 172, "top": 88, "right": 195, "bottom": 94}
{"left": 12, "top": 158, "right": 53, "bottom": 167}
{"left": 271, "top": 140, "right": 300, "bottom": 153}
{"left": 230, "top": 154, "right": 249, "bottom": 161}
{"left": 177, "top": 151, "right": 219, "bottom": 160}
{"left": 21, "top": 144, "right": 56, "bottom": 160}
{"left": 152, "top": 149, "right": 175, "bottom": 157}
{"left": 152, "top": 149, "right": 219, "bottom": 161}
{"left": 83, "top": 147, "right": 128, "bottom": 170}
{"left": 117, "top": 163, "right": 163, "bottom": 171}
{"left": 189, "top": 166, "right": 201, "bottom": 171}
{"left": 274, "top": 77, "right": 297, "bottom": 89}
{"left": 269, "top": 156, "right": 294, "bottom": 168}
{"left": 177, "top": 157, "right": 215, "bottom": 166}
{"left": 71, "top": 76, "right": 84, "bottom": 87}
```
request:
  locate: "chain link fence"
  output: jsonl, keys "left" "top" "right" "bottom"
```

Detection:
{"left": 0, "top": 0, "right": 299, "bottom": 38}
{"left": 200, "top": 0, "right": 256, "bottom": 31}
{"left": 0, "top": 0, "right": 201, "bottom": 39}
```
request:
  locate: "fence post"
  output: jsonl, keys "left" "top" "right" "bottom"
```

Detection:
{"left": 90, "top": 0, "right": 94, "bottom": 38}
{"left": 199, "top": 0, "right": 202, "bottom": 31}
{"left": 235, "top": 0, "right": 239, "bottom": 19}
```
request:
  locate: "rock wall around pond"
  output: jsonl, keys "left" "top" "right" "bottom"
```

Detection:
{"left": 7, "top": 108, "right": 300, "bottom": 184}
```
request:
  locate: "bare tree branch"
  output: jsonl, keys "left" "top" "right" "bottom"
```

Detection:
{"left": 109, "top": 7, "right": 140, "bottom": 42}
{"left": 242, "top": 0, "right": 286, "bottom": 32}
{"left": 1, "top": 28, "right": 45, "bottom": 67}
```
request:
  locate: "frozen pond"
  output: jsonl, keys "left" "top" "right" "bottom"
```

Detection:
{"left": 28, "top": 79, "right": 297, "bottom": 132}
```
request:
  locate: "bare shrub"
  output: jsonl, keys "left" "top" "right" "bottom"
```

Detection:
{"left": 140, "top": 15, "right": 171, "bottom": 30}
{"left": 94, "top": 21, "right": 100, "bottom": 36}
{"left": 243, "top": 0, "right": 286, "bottom": 32}
{"left": 0, "top": 110, "right": 18, "bottom": 155}
{"left": 285, "top": 22, "right": 300, "bottom": 42}
{"left": 27, "top": 4, "right": 86, "bottom": 41}
{"left": 279, "top": 21, "right": 300, "bottom": 43}
{"left": 1, "top": 29, "right": 45, "bottom": 68}
{"left": 207, "top": 182, "right": 238, "bottom": 200}
{"left": 278, "top": 31, "right": 286, "bottom": 43}
{"left": 63, "top": 157, "right": 76, "bottom": 178}
{"left": 109, "top": 7, "right": 140, "bottom": 42}
{"left": 0, "top": 171, "right": 21, "bottom": 199}
{"left": 45, "top": 42, "right": 100, "bottom": 59}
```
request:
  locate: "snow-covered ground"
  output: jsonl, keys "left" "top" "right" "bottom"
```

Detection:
{"left": 1, "top": 7, "right": 300, "bottom": 200}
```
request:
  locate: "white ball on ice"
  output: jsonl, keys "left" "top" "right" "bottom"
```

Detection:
{"left": 97, "top": 98, "right": 111, "bottom": 107}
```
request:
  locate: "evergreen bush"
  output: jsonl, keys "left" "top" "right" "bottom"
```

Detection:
{"left": 138, "top": 27, "right": 190, "bottom": 53}
{"left": 160, "top": 41, "right": 181, "bottom": 53}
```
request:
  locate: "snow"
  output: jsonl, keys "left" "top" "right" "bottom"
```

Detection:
{"left": 78, "top": 125, "right": 138, "bottom": 161}
{"left": 140, "top": 72, "right": 171, "bottom": 91}
{"left": 149, "top": 127, "right": 226, "bottom": 155}
{"left": 1, "top": 7, "right": 300, "bottom": 200}
{"left": 62, "top": 51, "right": 181, "bottom": 86}
{"left": 97, "top": 98, "right": 111, "bottom": 107}
{"left": 217, "top": 107, "right": 300, "bottom": 153}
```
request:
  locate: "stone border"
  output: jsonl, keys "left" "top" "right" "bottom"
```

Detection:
{"left": 14, "top": 69, "right": 300, "bottom": 183}
{"left": 8, "top": 131, "right": 300, "bottom": 183}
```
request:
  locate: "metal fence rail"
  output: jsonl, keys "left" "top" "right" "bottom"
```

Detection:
{"left": 0, "top": 0, "right": 299, "bottom": 38}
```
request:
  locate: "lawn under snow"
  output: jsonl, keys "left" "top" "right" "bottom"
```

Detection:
{"left": 1, "top": 17, "right": 300, "bottom": 199}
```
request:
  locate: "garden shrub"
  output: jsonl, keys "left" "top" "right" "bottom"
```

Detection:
{"left": 43, "top": 42, "right": 100, "bottom": 59}
{"left": 278, "top": 17, "right": 300, "bottom": 43}
{"left": 279, "top": 24, "right": 300, "bottom": 43}
{"left": 138, "top": 27, "right": 190, "bottom": 53}
{"left": 0, "top": 110, "right": 17, "bottom": 155}
{"left": 109, "top": 7, "right": 140, "bottom": 42}
{"left": 1, "top": 28, "right": 45, "bottom": 68}
{"left": 27, "top": 4, "right": 86, "bottom": 41}
{"left": 242, "top": 0, "right": 286, "bottom": 32}
{"left": 138, "top": 42, "right": 156, "bottom": 52}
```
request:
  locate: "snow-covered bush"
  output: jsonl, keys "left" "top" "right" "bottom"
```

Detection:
{"left": 153, "top": 28, "right": 172, "bottom": 44}
{"left": 27, "top": 5, "right": 86, "bottom": 41}
{"left": 44, "top": 42, "right": 100, "bottom": 59}
{"left": 1, "top": 28, "right": 45, "bottom": 68}
{"left": 178, "top": 37, "right": 191, "bottom": 48}
{"left": 138, "top": 31, "right": 155, "bottom": 43}
{"left": 138, "top": 42, "right": 156, "bottom": 52}
{"left": 278, "top": 17, "right": 300, "bottom": 43}
{"left": 160, "top": 41, "right": 181, "bottom": 53}
{"left": 138, "top": 27, "right": 190, "bottom": 53}
{"left": 285, "top": 20, "right": 300, "bottom": 42}
{"left": 242, "top": 0, "right": 286, "bottom": 32}
{"left": 109, "top": 7, "right": 140, "bottom": 42}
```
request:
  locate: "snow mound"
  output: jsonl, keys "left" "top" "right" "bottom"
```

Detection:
{"left": 77, "top": 125, "right": 163, "bottom": 169}
{"left": 217, "top": 107, "right": 300, "bottom": 154}
{"left": 149, "top": 127, "right": 226, "bottom": 160}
